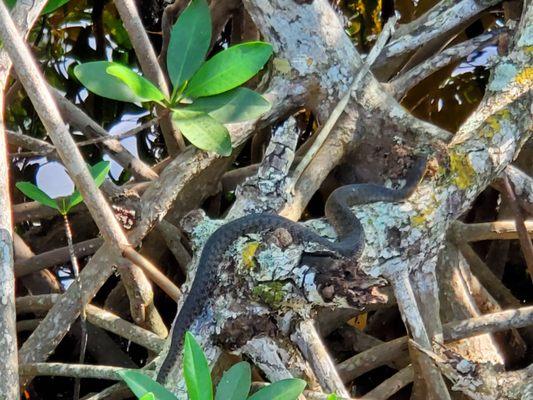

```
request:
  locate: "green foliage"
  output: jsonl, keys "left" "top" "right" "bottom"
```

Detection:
{"left": 42, "top": 0, "right": 70, "bottom": 14}
{"left": 16, "top": 161, "right": 110, "bottom": 216}
{"left": 182, "top": 88, "right": 271, "bottom": 124}
{"left": 74, "top": 0, "right": 272, "bottom": 156}
{"left": 247, "top": 379, "right": 307, "bottom": 400}
{"left": 139, "top": 394, "right": 156, "bottom": 400}
{"left": 119, "top": 332, "right": 306, "bottom": 400}
{"left": 183, "top": 331, "right": 214, "bottom": 400}
{"left": 74, "top": 61, "right": 152, "bottom": 104}
{"left": 215, "top": 362, "right": 251, "bottom": 400}
{"left": 172, "top": 109, "right": 231, "bottom": 156}
{"left": 15, "top": 182, "right": 59, "bottom": 211}
{"left": 65, "top": 160, "right": 111, "bottom": 212}
{"left": 184, "top": 42, "right": 273, "bottom": 98}
{"left": 326, "top": 394, "right": 340, "bottom": 400}
{"left": 117, "top": 370, "right": 176, "bottom": 400}
{"left": 106, "top": 64, "right": 166, "bottom": 104}
{"left": 167, "top": 0, "right": 211, "bottom": 90}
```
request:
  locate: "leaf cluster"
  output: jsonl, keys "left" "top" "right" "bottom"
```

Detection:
{"left": 16, "top": 160, "right": 110, "bottom": 215}
{"left": 73, "top": 0, "right": 272, "bottom": 156}
{"left": 119, "top": 332, "right": 307, "bottom": 400}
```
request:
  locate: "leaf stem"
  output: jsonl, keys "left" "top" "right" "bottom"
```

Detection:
{"left": 63, "top": 214, "right": 87, "bottom": 400}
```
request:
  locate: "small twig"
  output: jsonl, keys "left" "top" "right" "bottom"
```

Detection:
{"left": 15, "top": 237, "right": 103, "bottom": 277}
{"left": 15, "top": 294, "right": 165, "bottom": 352}
{"left": 63, "top": 214, "right": 87, "bottom": 400}
{"left": 498, "top": 165, "right": 533, "bottom": 215}
{"left": 443, "top": 305, "right": 533, "bottom": 342}
{"left": 337, "top": 337, "right": 408, "bottom": 382}
{"left": 388, "top": 30, "right": 502, "bottom": 97}
{"left": 450, "top": 220, "right": 533, "bottom": 242}
{"left": 288, "top": 17, "right": 397, "bottom": 192}
{"left": 455, "top": 242, "right": 521, "bottom": 308}
{"left": 500, "top": 175, "right": 533, "bottom": 281}
{"left": 19, "top": 363, "right": 145, "bottom": 380}
{"left": 360, "top": 366, "right": 414, "bottom": 400}
{"left": 292, "top": 319, "right": 351, "bottom": 397}
{"left": 50, "top": 87, "right": 159, "bottom": 181}
{"left": 75, "top": 117, "right": 160, "bottom": 147}
{"left": 388, "top": 271, "right": 451, "bottom": 400}
{"left": 9, "top": 118, "right": 160, "bottom": 158}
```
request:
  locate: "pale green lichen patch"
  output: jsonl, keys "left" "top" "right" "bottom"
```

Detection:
{"left": 488, "top": 63, "right": 517, "bottom": 91}
{"left": 449, "top": 151, "right": 476, "bottom": 190}
{"left": 517, "top": 25, "right": 533, "bottom": 47}
{"left": 252, "top": 282, "right": 287, "bottom": 307}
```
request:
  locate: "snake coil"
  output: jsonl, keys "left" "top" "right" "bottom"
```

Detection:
{"left": 157, "top": 156, "right": 427, "bottom": 384}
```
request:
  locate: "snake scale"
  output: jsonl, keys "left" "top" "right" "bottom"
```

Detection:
{"left": 156, "top": 156, "right": 427, "bottom": 384}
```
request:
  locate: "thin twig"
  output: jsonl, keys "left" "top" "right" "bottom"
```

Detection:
{"left": 19, "top": 363, "right": 142, "bottom": 380}
{"left": 63, "top": 215, "right": 87, "bottom": 400}
{"left": 501, "top": 175, "right": 533, "bottom": 281}
{"left": 450, "top": 220, "right": 533, "bottom": 242}
{"left": 388, "top": 271, "right": 451, "bottom": 400}
{"left": 15, "top": 294, "right": 165, "bottom": 352}
{"left": 288, "top": 17, "right": 397, "bottom": 192}
{"left": 388, "top": 29, "right": 503, "bottom": 97}
{"left": 15, "top": 237, "right": 103, "bottom": 277}
{"left": 50, "top": 87, "right": 159, "bottom": 181}
{"left": 292, "top": 319, "right": 351, "bottom": 397}
{"left": 360, "top": 366, "right": 414, "bottom": 400}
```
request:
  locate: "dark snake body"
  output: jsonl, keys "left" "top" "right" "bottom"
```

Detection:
{"left": 156, "top": 157, "right": 427, "bottom": 384}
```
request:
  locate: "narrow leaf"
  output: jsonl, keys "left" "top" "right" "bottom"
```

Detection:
{"left": 183, "top": 332, "right": 213, "bottom": 400}
{"left": 74, "top": 61, "right": 146, "bottom": 103}
{"left": 117, "top": 370, "right": 176, "bottom": 400}
{"left": 184, "top": 42, "right": 273, "bottom": 98}
{"left": 167, "top": 0, "right": 211, "bottom": 88}
{"left": 248, "top": 379, "right": 307, "bottom": 400}
{"left": 16, "top": 182, "right": 59, "bottom": 211}
{"left": 106, "top": 64, "right": 165, "bottom": 103}
{"left": 66, "top": 161, "right": 110, "bottom": 212}
{"left": 215, "top": 362, "right": 251, "bottom": 400}
{"left": 184, "top": 88, "right": 270, "bottom": 123}
{"left": 172, "top": 109, "right": 232, "bottom": 156}
{"left": 42, "top": 0, "right": 70, "bottom": 14}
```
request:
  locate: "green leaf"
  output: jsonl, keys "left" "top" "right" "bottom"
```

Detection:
{"left": 139, "top": 393, "right": 156, "bottom": 400}
{"left": 167, "top": 0, "right": 211, "bottom": 89}
{"left": 172, "top": 109, "right": 232, "bottom": 156}
{"left": 215, "top": 362, "right": 251, "bottom": 400}
{"left": 74, "top": 61, "right": 147, "bottom": 103}
{"left": 183, "top": 332, "right": 213, "bottom": 400}
{"left": 184, "top": 42, "right": 273, "bottom": 98}
{"left": 16, "top": 182, "right": 59, "bottom": 211}
{"left": 248, "top": 379, "right": 307, "bottom": 400}
{"left": 117, "top": 370, "right": 176, "bottom": 400}
{"left": 42, "top": 0, "right": 70, "bottom": 14}
{"left": 106, "top": 64, "right": 165, "bottom": 103}
{"left": 4, "top": 0, "right": 16, "bottom": 9}
{"left": 66, "top": 161, "right": 110, "bottom": 212}
{"left": 184, "top": 88, "right": 270, "bottom": 123}
{"left": 326, "top": 394, "right": 339, "bottom": 400}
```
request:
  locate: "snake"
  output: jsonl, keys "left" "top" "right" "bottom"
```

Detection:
{"left": 156, "top": 156, "right": 427, "bottom": 384}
